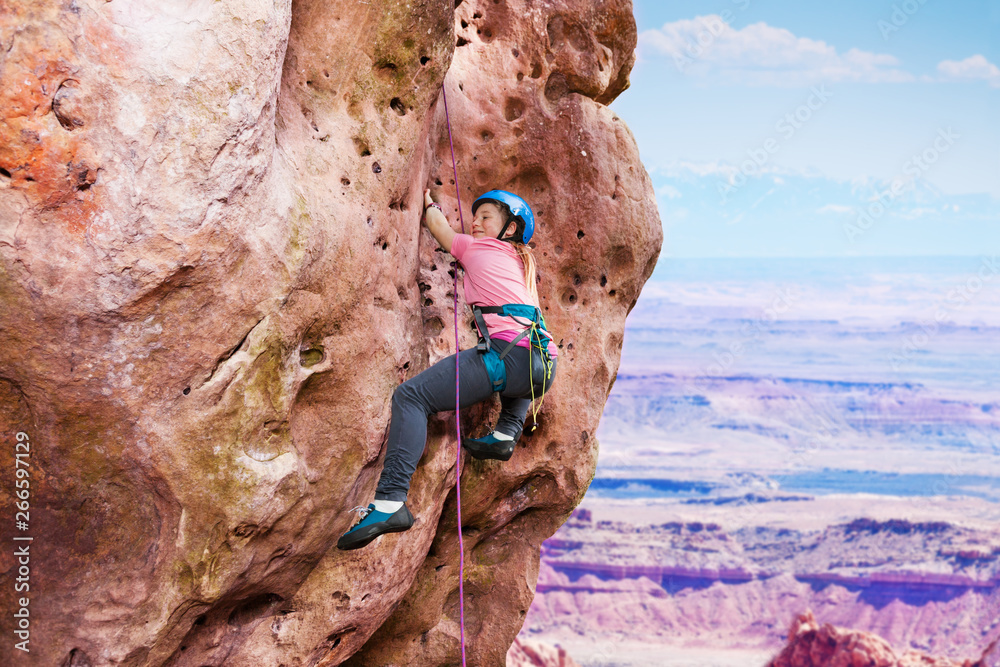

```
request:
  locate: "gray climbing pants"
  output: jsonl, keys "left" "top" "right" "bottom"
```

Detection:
{"left": 374, "top": 336, "right": 557, "bottom": 501}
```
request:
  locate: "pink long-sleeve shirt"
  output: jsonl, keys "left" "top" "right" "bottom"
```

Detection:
{"left": 450, "top": 233, "right": 558, "bottom": 358}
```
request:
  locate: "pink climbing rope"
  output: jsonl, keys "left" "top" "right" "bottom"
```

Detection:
{"left": 440, "top": 81, "right": 468, "bottom": 666}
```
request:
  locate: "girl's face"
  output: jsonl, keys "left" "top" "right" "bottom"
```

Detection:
{"left": 471, "top": 203, "right": 514, "bottom": 241}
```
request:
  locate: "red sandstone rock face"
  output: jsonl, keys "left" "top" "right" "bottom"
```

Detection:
{"left": 506, "top": 637, "right": 581, "bottom": 667}
{"left": 0, "top": 0, "right": 657, "bottom": 666}
{"left": 767, "top": 610, "right": 995, "bottom": 667}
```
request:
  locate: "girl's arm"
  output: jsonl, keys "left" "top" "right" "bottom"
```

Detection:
{"left": 423, "top": 189, "right": 457, "bottom": 253}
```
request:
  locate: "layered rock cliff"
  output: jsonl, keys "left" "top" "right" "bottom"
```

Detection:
{"left": 524, "top": 511, "right": 1000, "bottom": 661}
{"left": 767, "top": 610, "right": 998, "bottom": 667}
{"left": 0, "top": 1, "right": 660, "bottom": 665}
{"left": 506, "top": 637, "right": 580, "bottom": 667}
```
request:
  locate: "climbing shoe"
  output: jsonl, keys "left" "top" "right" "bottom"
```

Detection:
{"left": 336, "top": 503, "right": 414, "bottom": 551}
{"left": 462, "top": 425, "right": 522, "bottom": 462}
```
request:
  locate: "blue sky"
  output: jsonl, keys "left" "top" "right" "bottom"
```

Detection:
{"left": 609, "top": 0, "right": 1000, "bottom": 258}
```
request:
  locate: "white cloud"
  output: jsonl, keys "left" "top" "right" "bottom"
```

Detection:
{"left": 638, "top": 15, "right": 914, "bottom": 86}
{"left": 652, "top": 160, "right": 826, "bottom": 181}
{"left": 652, "top": 161, "right": 735, "bottom": 178}
{"left": 656, "top": 184, "right": 683, "bottom": 199}
{"left": 818, "top": 204, "right": 854, "bottom": 214}
{"left": 898, "top": 206, "right": 942, "bottom": 220}
{"left": 936, "top": 55, "right": 1000, "bottom": 87}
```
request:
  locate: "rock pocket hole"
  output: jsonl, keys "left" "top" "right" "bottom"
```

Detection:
{"left": 353, "top": 137, "right": 371, "bottom": 157}
{"left": 227, "top": 593, "right": 283, "bottom": 627}
{"left": 577, "top": 230, "right": 585, "bottom": 239}
{"left": 457, "top": 36, "right": 470, "bottom": 47}
{"left": 503, "top": 97, "right": 525, "bottom": 122}
{"left": 299, "top": 348, "right": 324, "bottom": 368}
{"left": 0, "top": 167, "right": 10, "bottom": 180}
{"left": 326, "top": 626, "right": 357, "bottom": 648}
{"left": 183, "top": 386, "right": 190, "bottom": 395}
{"left": 341, "top": 177, "right": 350, "bottom": 186}
{"left": 233, "top": 523, "right": 258, "bottom": 538}
{"left": 561, "top": 289, "right": 577, "bottom": 306}
{"left": 544, "top": 71, "right": 569, "bottom": 102}
{"left": 530, "top": 62, "right": 542, "bottom": 78}
{"left": 390, "top": 98, "right": 406, "bottom": 116}
{"left": 420, "top": 56, "right": 430, "bottom": 65}
{"left": 62, "top": 648, "right": 93, "bottom": 666}
{"left": 424, "top": 317, "right": 444, "bottom": 336}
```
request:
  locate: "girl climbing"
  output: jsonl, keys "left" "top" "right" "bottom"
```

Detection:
{"left": 337, "top": 188, "right": 560, "bottom": 551}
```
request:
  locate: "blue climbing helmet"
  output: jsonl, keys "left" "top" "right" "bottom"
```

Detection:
{"left": 472, "top": 189, "right": 535, "bottom": 245}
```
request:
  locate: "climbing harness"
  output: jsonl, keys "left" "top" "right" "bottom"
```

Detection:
{"left": 472, "top": 304, "right": 555, "bottom": 426}
{"left": 440, "top": 82, "right": 469, "bottom": 667}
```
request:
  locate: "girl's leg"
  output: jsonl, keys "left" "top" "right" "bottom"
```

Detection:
{"left": 374, "top": 346, "right": 495, "bottom": 501}
{"left": 495, "top": 342, "right": 558, "bottom": 437}
{"left": 495, "top": 395, "right": 531, "bottom": 437}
